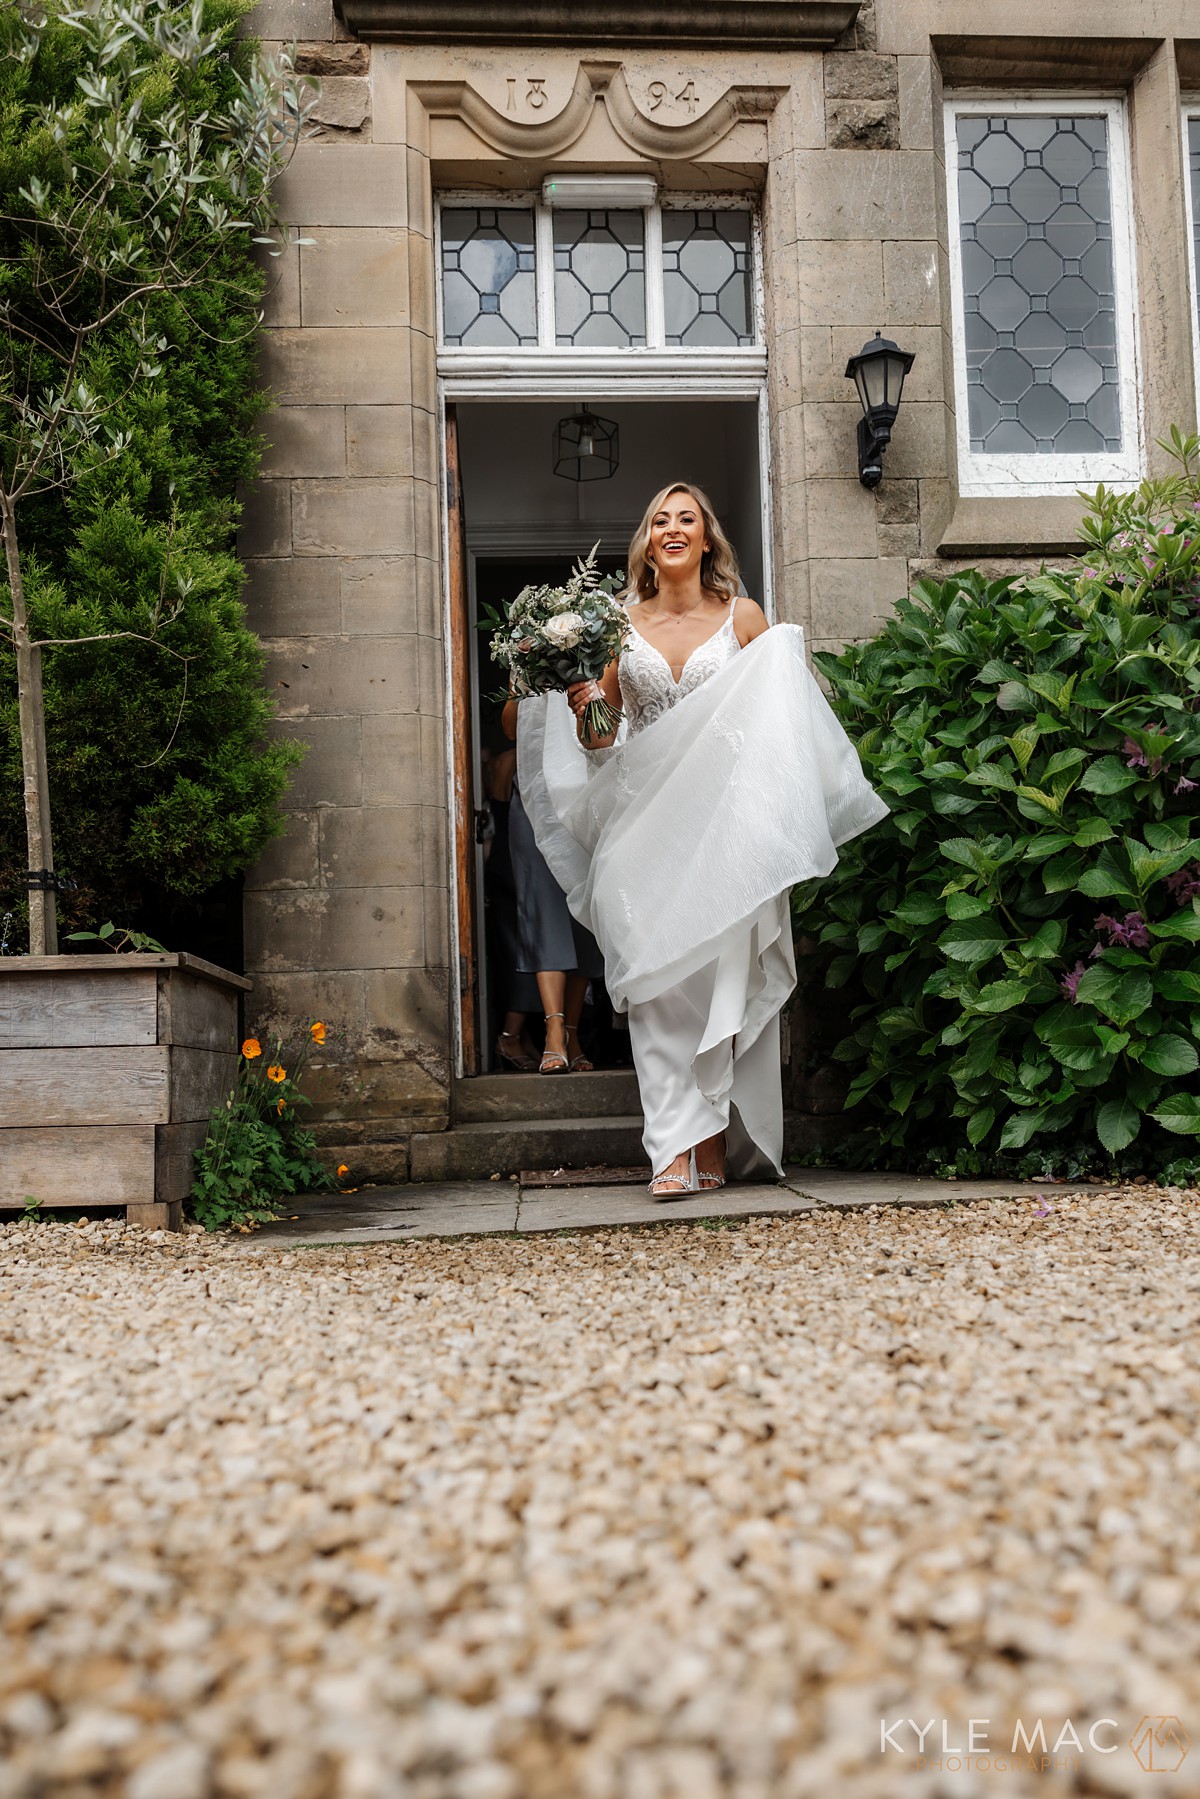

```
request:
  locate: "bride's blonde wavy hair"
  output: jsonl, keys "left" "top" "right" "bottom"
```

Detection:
{"left": 625, "top": 482, "right": 742, "bottom": 602}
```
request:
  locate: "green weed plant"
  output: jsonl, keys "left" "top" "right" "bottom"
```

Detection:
{"left": 190, "top": 1020, "right": 336, "bottom": 1231}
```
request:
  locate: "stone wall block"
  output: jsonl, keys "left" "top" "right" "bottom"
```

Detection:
{"left": 788, "top": 56, "right": 826, "bottom": 151}
{"left": 807, "top": 479, "right": 878, "bottom": 560}
{"left": 340, "top": 554, "right": 434, "bottom": 635}
{"left": 417, "top": 634, "right": 445, "bottom": 718}
{"left": 245, "top": 810, "right": 320, "bottom": 893}
{"left": 300, "top": 229, "right": 411, "bottom": 328}
{"left": 794, "top": 149, "right": 935, "bottom": 241}
{"left": 308, "top": 75, "right": 371, "bottom": 133}
{"left": 810, "top": 555, "right": 908, "bottom": 640}
{"left": 270, "top": 717, "right": 363, "bottom": 811}
{"left": 897, "top": 54, "right": 936, "bottom": 152}
{"left": 304, "top": 1057, "right": 448, "bottom": 1123}
{"left": 265, "top": 636, "right": 419, "bottom": 719}
{"left": 777, "top": 559, "right": 811, "bottom": 630}
{"left": 295, "top": 41, "right": 369, "bottom": 75}
{"left": 320, "top": 805, "right": 423, "bottom": 889}
{"left": 796, "top": 239, "right": 884, "bottom": 325}
{"left": 877, "top": 521, "right": 921, "bottom": 558}
{"left": 420, "top": 804, "right": 448, "bottom": 893}
{"left": 825, "top": 100, "right": 900, "bottom": 152}
{"left": 243, "top": 886, "right": 425, "bottom": 973}
{"left": 246, "top": 0, "right": 334, "bottom": 37}
{"left": 361, "top": 712, "right": 427, "bottom": 807}
{"left": 882, "top": 401, "right": 950, "bottom": 480}
{"left": 259, "top": 405, "right": 347, "bottom": 479}
{"left": 261, "top": 329, "right": 415, "bottom": 406}
{"left": 823, "top": 52, "right": 898, "bottom": 100}
{"left": 256, "top": 240, "right": 300, "bottom": 327}
{"left": 293, "top": 479, "right": 417, "bottom": 556}
{"left": 412, "top": 477, "right": 440, "bottom": 563}
{"left": 365, "top": 968, "right": 451, "bottom": 1058}
{"left": 883, "top": 240, "right": 942, "bottom": 325}
{"left": 244, "top": 557, "right": 341, "bottom": 639}
{"left": 347, "top": 405, "right": 414, "bottom": 478}
{"left": 777, "top": 479, "right": 809, "bottom": 567}
{"left": 406, "top": 146, "right": 434, "bottom": 242}
{"left": 876, "top": 478, "right": 919, "bottom": 526}
{"left": 245, "top": 971, "right": 369, "bottom": 1044}
{"left": 265, "top": 716, "right": 360, "bottom": 815}
{"left": 800, "top": 400, "right": 866, "bottom": 477}
{"left": 273, "top": 143, "right": 408, "bottom": 228}
{"left": 236, "top": 479, "right": 291, "bottom": 559}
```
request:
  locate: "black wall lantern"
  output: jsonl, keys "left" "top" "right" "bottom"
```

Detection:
{"left": 553, "top": 404, "right": 619, "bottom": 482}
{"left": 844, "top": 331, "right": 915, "bottom": 489}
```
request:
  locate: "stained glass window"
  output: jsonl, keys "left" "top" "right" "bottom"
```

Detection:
{"left": 662, "top": 210, "right": 753, "bottom": 346}
{"left": 440, "top": 208, "right": 537, "bottom": 347}
{"left": 553, "top": 209, "right": 646, "bottom": 347}
{"left": 955, "top": 113, "right": 1122, "bottom": 455}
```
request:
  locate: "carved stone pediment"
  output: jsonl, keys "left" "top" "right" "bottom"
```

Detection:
{"left": 334, "top": 0, "right": 859, "bottom": 48}
{"left": 411, "top": 61, "right": 786, "bottom": 160}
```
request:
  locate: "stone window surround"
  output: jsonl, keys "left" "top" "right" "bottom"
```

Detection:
{"left": 929, "top": 36, "right": 1200, "bottom": 559}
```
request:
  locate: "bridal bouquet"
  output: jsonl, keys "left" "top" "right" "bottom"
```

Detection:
{"left": 481, "top": 544, "right": 629, "bottom": 744}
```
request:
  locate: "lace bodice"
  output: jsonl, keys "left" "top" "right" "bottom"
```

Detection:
{"left": 618, "top": 597, "right": 742, "bottom": 736}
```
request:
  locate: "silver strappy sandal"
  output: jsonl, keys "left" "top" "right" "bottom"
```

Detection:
{"left": 648, "top": 1147, "right": 697, "bottom": 1200}
{"left": 540, "top": 1011, "right": 568, "bottom": 1074}
{"left": 696, "top": 1131, "right": 727, "bottom": 1191}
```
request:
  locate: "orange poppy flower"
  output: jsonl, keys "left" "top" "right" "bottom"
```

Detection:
{"left": 277, "top": 1098, "right": 286, "bottom": 1115}
{"left": 242, "top": 1038, "right": 262, "bottom": 1059}
{"left": 337, "top": 1164, "right": 350, "bottom": 1178}
{"left": 310, "top": 1021, "right": 326, "bottom": 1044}
{"left": 266, "top": 1064, "right": 287, "bottom": 1083}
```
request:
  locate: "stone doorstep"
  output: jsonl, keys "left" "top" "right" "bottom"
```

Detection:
{"left": 261, "top": 1168, "right": 1092, "bottom": 1246}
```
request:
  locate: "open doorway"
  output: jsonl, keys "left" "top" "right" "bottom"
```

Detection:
{"left": 448, "top": 395, "right": 769, "bottom": 1074}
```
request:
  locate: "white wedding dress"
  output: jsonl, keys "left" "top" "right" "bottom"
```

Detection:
{"left": 517, "top": 596, "right": 889, "bottom": 1182}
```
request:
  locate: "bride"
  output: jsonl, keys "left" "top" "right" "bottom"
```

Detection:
{"left": 516, "top": 482, "right": 888, "bottom": 1197}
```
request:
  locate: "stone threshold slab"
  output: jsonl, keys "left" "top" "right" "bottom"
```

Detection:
{"left": 261, "top": 1167, "right": 1083, "bottom": 1247}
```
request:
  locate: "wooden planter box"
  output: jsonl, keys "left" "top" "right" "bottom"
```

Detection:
{"left": 0, "top": 954, "right": 250, "bottom": 1231}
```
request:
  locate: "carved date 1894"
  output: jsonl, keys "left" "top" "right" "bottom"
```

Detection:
{"left": 504, "top": 75, "right": 701, "bottom": 116}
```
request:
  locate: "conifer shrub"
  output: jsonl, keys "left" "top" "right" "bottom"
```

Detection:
{"left": 0, "top": 0, "right": 301, "bottom": 944}
{"left": 792, "top": 433, "right": 1200, "bottom": 1181}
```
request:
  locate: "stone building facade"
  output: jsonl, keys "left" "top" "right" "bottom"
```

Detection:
{"left": 239, "top": 0, "right": 1200, "bottom": 1178}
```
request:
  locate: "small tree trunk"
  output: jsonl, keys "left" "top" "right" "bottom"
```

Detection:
{"left": 1, "top": 491, "right": 58, "bottom": 955}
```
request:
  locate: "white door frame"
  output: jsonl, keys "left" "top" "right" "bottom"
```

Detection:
{"left": 440, "top": 380, "right": 775, "bottom": 1079}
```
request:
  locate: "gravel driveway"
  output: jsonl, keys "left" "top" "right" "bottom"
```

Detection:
{"left": 2, "top": 1189, "right": 1197, "bottom": 1798}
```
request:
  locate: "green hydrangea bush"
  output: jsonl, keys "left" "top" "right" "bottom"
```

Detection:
{"left": 792, "top": 431, "right": 1200, "bottom": 1182}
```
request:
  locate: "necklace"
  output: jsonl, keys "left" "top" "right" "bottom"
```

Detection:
{"left": 644, "top": 595, "right": 710, "bottom": 627}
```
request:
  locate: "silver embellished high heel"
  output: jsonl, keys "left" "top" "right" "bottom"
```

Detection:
{"left": 648, "top": 1147, "right": 697, "bottom": 1200}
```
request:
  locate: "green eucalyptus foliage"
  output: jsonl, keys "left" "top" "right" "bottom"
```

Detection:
{"left": 793, "top": 432, "right": 1200, "bottom": 1179}
{"left": 0, "top": 0, "right": 300, "bottom": 940}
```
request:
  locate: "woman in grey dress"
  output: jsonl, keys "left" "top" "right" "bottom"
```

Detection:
{"left": 502, "top": 694, "right": 605, "bottom": 1073}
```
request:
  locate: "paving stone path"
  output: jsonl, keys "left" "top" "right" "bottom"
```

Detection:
{"left": 1, "top": 1185, "right": 1196, "bottom": 1798}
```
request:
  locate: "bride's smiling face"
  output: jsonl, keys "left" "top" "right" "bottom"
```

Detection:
{"left": 648, "top": 494, "right": 710, "bottom": 581}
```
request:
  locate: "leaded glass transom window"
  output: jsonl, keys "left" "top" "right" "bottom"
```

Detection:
{"left": 553, "top": 209, "right": 646, "bottom": 347}
{"left": 436, "top": 194, "right": 760, "bottom": 356}
{"left": 956, "top": 113, "right": 1121, "bottom": 455}
{"left": 662, "top": 210, "right": 753, "bottom": 347}
{"left": 440, "top": 208, "right": 537, "bottom": 347}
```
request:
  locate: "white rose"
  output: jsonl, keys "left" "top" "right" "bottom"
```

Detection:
{"left": 541, "top": 612, "right": 584, "bottom": 649}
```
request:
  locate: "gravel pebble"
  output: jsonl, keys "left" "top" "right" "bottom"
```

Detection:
{"left": 1, "top": 1190, "right": 1198, "bottom": 1797}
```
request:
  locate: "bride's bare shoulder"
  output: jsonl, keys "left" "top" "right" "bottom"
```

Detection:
{"left": 732, "top": 596, "right": 770, "bottom": 646}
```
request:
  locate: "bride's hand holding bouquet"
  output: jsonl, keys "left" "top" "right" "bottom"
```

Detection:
{"left": 481, "top": 545, "right": 628, "bottom": 746}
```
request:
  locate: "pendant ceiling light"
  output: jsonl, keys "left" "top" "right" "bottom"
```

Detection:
{"left": 553, "top": 404, "right": 619, "bottom": 482}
